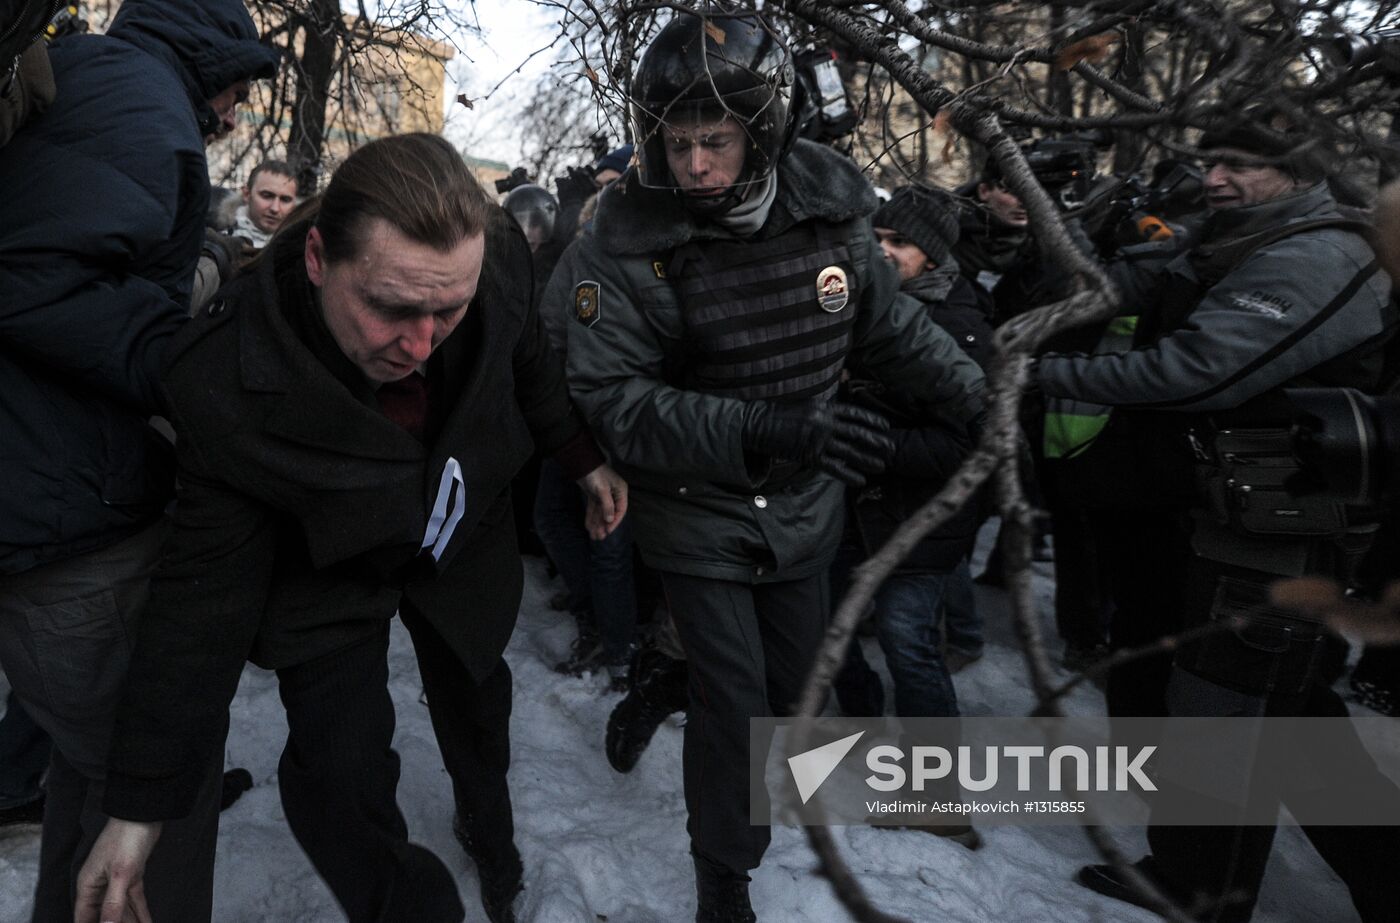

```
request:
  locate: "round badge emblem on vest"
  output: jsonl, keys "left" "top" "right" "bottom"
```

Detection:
{"left": 816, "top": 266, "right": 849, "bottom": 313}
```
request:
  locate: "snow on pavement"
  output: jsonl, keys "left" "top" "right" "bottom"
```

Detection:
{"left": 0, "top": 528, "right": 1364, "bottom": 922}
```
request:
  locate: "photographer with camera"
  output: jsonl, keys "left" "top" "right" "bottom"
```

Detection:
{"left": 1036, "top": 108, "right": 1400, "bottom": 922}
{"left": 953, "top": 159, "right": 1037, "bottom": 324}
{"left": 956, "top": 141, "right": 1105, "bottom": 327}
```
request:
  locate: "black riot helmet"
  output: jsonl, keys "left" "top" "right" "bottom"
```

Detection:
{"left": 502, "top": 183, "right": 559, "bottom": 253}
{"left": 630, "top": 10, "right": 797, "bottom": 207}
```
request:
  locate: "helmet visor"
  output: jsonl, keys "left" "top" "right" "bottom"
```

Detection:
{"left": 632, "top": 87, "right": 789, "bottom": 196}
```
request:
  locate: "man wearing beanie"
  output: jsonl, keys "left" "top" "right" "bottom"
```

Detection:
{"left": 873, "top": 186, "right": 991, "bottom": 368}
{"left": 825, "top": 185, "right": 992, "bottom": 846}
{"left": 868, "top": 184, "right": 991, "bottom": 665}
{"left": 1036, "top": 109, "right": 1400, "bottom": 921}
{"left": 0, "top": 1, "right": 279, "bottom": 919}
{"left": 591, "top": 144, "right": 634, "bottom": 189}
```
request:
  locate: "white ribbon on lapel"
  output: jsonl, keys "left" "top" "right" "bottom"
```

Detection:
{"left": 421, "top": 456, "right": 466, "bottom": 562}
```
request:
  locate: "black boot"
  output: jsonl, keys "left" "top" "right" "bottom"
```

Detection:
{"left": 453, "top": 812, "right": 523, "bottom": 923}
{"left": 693, "top": 852, "right": 757, "bottom": 923}
{"left": 554, "top": 620, "right": 604, "bottom": 676}
{"left": 605, "top": 646, "right": 688, "bottom": 773}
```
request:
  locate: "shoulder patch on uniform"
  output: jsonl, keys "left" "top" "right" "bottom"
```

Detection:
{"left": 574, "top": 280, "right": 602, "bottom": 327}
{"left": 1227, "top": 290, "right": 1292, "bottom": 320}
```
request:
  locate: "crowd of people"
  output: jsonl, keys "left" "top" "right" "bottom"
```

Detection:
{"left": 2, "top": 2, "right": 1399, "bottom": 923}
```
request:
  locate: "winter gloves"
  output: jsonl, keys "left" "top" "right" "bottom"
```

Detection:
{"left": 741, "top": 400, "right": 895, "bottom": 488}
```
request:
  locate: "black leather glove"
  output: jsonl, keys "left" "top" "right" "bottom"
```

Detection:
{"left": 741, "top": 401, "right": 896, "bottom": 488}
{"left": 554, "top": 166, "right": 597, "bottom": 207}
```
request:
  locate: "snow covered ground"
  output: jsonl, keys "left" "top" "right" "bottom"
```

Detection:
{"left": 0, "top": 525, "right": 1366, "bottom": 922}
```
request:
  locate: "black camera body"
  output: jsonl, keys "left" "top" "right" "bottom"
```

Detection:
{"left": 1024, "top": 132, "right": 1110, "bottom": 208}
{"left": 1326, "top": 27, "right": 1400, "bottom": 86}
{"left": 1089, "top": 160, "right": 1206, "bottom": 254}
{"left": 794, "top": 48, "right": 857, "bottom": 144}
{"left": 494, "top": 166, "right": 530, "bottom": 196}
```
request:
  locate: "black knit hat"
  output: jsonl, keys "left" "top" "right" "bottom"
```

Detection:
{"left": 873, "top": 186, "right": 961, "bottom": 268}
{"left": 1198, "top": 106, "right": 1327, "bottom": 183}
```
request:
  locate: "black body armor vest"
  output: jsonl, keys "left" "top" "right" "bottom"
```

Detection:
{"left": 667, "top": 222, "right": 858, "bottom": 403}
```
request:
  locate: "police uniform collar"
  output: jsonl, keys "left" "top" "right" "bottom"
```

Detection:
{"left": 591, "top": 140, "right": 878, "bottom": 255}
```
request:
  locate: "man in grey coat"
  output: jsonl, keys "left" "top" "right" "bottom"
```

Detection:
{"left": 552, "top": 11, "right": 984, "bottom": 921}
{"left": 1045, "top": 111, "right": 1400, "bottom": 922}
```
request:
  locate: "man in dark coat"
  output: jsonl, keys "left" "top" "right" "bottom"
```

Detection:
{"left": 831, "top": 186, "right": 990, "bottom": 846}
{"left": 836, "top": 186, "right": 992, "bottom": 717}
{"left": 76, "top": 134, "right": 626, "bottom": 923}
{"left": 0, "top": 1, "right": 277, "bottom": 919}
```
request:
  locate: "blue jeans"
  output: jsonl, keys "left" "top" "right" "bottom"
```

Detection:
{"left": 832, "top": 548, "right": 959, "bottom": 718}
{"left": 532, "top": 458, "right": 636, "bottom": 663}
{"left": 941, "top": 558, "right": 983, "bottom": 657}
{"left": 0, "top": 689, "right": 50, "bottom": 808}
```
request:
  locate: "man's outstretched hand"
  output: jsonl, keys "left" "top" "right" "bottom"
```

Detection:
{"left": 75, "top": 818, "right": 163, "bottom": 923}
{"left": 578, "top": 464, "right": 629, "bottom": 539}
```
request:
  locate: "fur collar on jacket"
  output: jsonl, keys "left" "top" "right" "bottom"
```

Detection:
{"left": 590, "top": 139, "right": 878, "bottom": 255}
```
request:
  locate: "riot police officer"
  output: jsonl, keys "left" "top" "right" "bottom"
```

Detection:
{"left": 549, "top": 10, "right": 984, "bottom": 921}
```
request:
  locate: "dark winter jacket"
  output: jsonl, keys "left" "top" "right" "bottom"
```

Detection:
{"left": 104, "top": 211, "right": 597, "bottom": 821}
{"left": 0, "top": 0, "right": 277, "bottom": 574}
{"left": 907, "top": 266, "right": 994, "bottom": 371}
{"left": 954, "top": 203, "right": 1097, "bottom": 331}
{"left": 845, "top": 266, "right": 992, "bottom": 572}
{"left": 553, "top": 140, "right": 986, "bottom": 582}
{"left": 952, "top": 205, "right": 1033, "bottom": 322}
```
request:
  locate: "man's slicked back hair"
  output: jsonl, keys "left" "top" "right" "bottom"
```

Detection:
{"left": 248, "top": 159, "right": 297, "bottom": 193}
{"left": 316, "top": 133, "right": 491, "bottom": 264}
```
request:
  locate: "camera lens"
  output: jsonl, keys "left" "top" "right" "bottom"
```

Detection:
{"left": 1287, "top": 388, "right": 1400, "bottom": 506}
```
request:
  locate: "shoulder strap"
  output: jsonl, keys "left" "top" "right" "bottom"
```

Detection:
{"left": 1193, "top": 218, "right": 1372, "bottom": 289}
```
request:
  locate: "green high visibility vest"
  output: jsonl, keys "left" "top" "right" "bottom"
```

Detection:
{"left": 1042, "top": 315, "right": 1138, "bottom": 459}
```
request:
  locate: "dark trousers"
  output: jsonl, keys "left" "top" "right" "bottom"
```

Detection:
{"left": 276, "top": 623, "right": 465, "bottom": 923}
{"left": 533, "top": 457, "right": 638, "bottom": 663}
{"left": 31, "top": 747, "right": 222, "bottom": 923}
{"left": 0, "top": 520, "right": 222, "bottom": 923}
{"left": 662, "top": 571, "right": 828, "bottom": 872}
{"left": 1099, "top": 511, "right": 1193, "bottom": 717}
{"left": 400, "top": 603, "right": 515, "bottom": 851}
{"left": 1148, "top": 681, "right": 1400, "bottom": 922}
{"left": 1049, "top": 508, "right": 1112, "bottom": 649}
{"left": 1146, "top": 554, "right": 1400, "bottom": 922}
